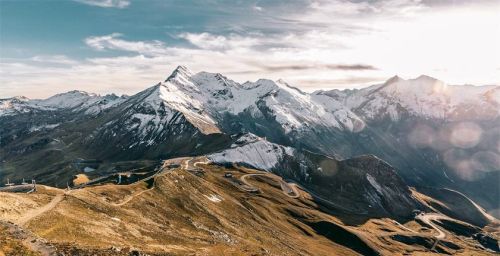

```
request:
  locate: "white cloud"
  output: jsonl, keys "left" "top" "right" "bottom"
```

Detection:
{"left": 30, "top": 55, "right": 78, "bottom": 65}
{"left": 253, "top": 5, "right": 263, "bottom": 11}
{"left": 73, "top": 0, "right": 130, "bottom": 8}
{"left": 178, "top": 32, "right": 260, "bottom": 51}
{"left": 84, "top": 33, "right": 169, "bottom": 56}
{"left": 307, "top": 0, "right": 426, "bottom": 18}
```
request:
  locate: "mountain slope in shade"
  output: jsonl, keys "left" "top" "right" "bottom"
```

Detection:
{"left": 312, "top": 75, "right": 500, "bottom": 217}
{"left": 84, "top": 79, "right": 232, "bottom": 160}
{"left": 209, "top": 133, "right": 422, "bottom": 219}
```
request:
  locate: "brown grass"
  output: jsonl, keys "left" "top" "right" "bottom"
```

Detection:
{"left": 0, "top": 163, "right": 497, "bottom": 255}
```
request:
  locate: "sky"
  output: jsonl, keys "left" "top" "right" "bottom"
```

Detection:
{"left": 0, "top": 0, "right": 499, "bottom": 98}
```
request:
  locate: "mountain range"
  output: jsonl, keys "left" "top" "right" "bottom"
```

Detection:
{"left": 1, "top": 66, "right": 499, "bottom": 254}
{"left": 2, "top": 66, "right": 498, "bottom": 217}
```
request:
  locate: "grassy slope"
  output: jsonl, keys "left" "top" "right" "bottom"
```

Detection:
{"left": 0, "top": 164, "right": 497, "bottom": 255}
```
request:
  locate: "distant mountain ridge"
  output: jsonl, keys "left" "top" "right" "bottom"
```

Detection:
{"left": 315, "top": 75, "right": 499, "bottom": 121}
{"left": 0, "top": 90, "right": 127, "bottom": 116}
{"left": 3, "top": 66, "right": 498, "bottom": 127}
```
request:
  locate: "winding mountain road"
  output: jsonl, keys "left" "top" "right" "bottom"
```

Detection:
{"left": 416, "top": 213, "right": 450, "bottom": 251}
{"left": 110, "top": 160, "right": 178, "bottom": 206}
{"left": 240, "top": 173, "right": 301, "bottom": 198}
{"left": 184, "top": 157, "right": 210, "bottom": 171}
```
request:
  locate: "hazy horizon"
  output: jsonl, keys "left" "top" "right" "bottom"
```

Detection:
{"left": 3, "top": 66, "right": 499, "bottom": 100}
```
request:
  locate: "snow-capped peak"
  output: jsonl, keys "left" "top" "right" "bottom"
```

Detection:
{"left": 384, "top": 75, "right": 404, "bottom": 85}
{"left": 275, "top": 79, "right": 307, "bottom": 95}
{"left": 34, "top": 90, "right": 98, "bottom": 109}
{"left": 130, "top": 66, "right": 366, "bottom": 134}
{"left": 12, "top": 96, "right": 30, "bottom": 101}
{"left": 340, "top": 75, "right": 499, "bottom": 121}
{"left": 0, "top": 90, "right": 127, "bottom": 117}
{"left": 165, "top": 65, "right": 194, "bottom": 83}
{"left": 415, "top": 74, "right": 439, "bottom": 82}
{"left": 7, "top": 66, "right": 494, "bottom": 141}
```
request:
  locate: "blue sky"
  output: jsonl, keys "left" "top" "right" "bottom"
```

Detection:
{"left": 1, "top": 0, "right": 499, "bottom": 98}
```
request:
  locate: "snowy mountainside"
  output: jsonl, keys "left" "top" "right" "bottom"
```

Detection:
{"left": 75, "top": 80, "right": 233, "bottom": 161}
{"left": 34, "top": 90, "right": 128, "bottom": 115}
{"left": 152, "top": 67, "right": 368, "bottom": 157}
{"left": 0, "top": 91, "right": 127, "bottom": 117}
{"left": 0, "top": 96, "right": 46, "bottom": 116}
{"left": 158, "top": 66, "right": 365, "bottom": 134}
{"left": 316, "top": 75, "right": 500, "bottom": 121}
{"left": 208, "top": 133, "right": 296, "bottom": 170}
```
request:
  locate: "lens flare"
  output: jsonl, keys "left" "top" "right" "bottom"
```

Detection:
{"left": 449, "top": 122, "right": 483, "bottom": 149}
{"left": 407, "top": 124, "right": 435, "bottom": 148}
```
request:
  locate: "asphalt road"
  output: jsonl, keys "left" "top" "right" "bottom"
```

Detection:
{"left": 240, "top": 173, "right": 300, "bottom": 198}
{"left": 416, "top": 213, "right": 452, "bottom": 251}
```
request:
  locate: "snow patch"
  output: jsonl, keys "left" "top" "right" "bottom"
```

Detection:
{"left": 204, "top": 194, "right": 223, "bottom": 203}
{"left": 83, "top": 167, "right": 96, "bottom": 173}
{"left": 209, "top": 134, "right": 295, "bottom": 171}
{"left": 29, "top": 123, "right": 60, "bottom": 132}
{"left": 366, "top": 174, "right": 384, "bottom": 195}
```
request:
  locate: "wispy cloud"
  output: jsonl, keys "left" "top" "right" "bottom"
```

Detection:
{"left": 252, "top": 5, "right": 263, "bottom": 12}
{"left": 85, "top": 33, "right": 168, "bottom": 56}
{"left": 73, "top": 0, "right": 130, "bottom": 8}
{"left": 30, "top": 55, "right": 78, "bottom": 65}
{"left": 178, "top": 32, "right": 260, "bottom": 51}
{"left": 259, "top": 64, "right": 377, "bottom": 72}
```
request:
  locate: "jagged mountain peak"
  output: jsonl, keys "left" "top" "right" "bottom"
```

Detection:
{"left": 276, "top": 79, "right": 307, "bottom": 95}
{"left": 165, "top": 65, "right": 194, "bottom": 83}
{"left": 383, "top": 75, "right": 446, "bottom": 94}
{"left": 385, "top": 75, "right": 404, "bottom": 84}
{"left": 379, "top": 75, "right": 446, "bottom": 93}
{"left": 0, "top": 96, "right": 30, "bottom": 104}
{"left": 384, "top": 75, "right": 441, "bottom": 85}
{"left": 342, "top": 74, "right": 499, "bottom": 121}
{"left": 0, "top": 90, "right": 126, "bottom": 117}
{"left": 414, "top": 74, "right": 439, "bottom": 82}
{"left": 35, "top": 90, "right": 100, "bottom": 108}
{"left": 13, "top": 96, "right": 30, "bottom": 101}
{"left": 120, "top": 67, "right": 360, "bottom": 137}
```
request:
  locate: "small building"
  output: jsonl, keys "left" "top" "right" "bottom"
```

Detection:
{"left": 224, "top": 173, "right": 233, "bottom": 178}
